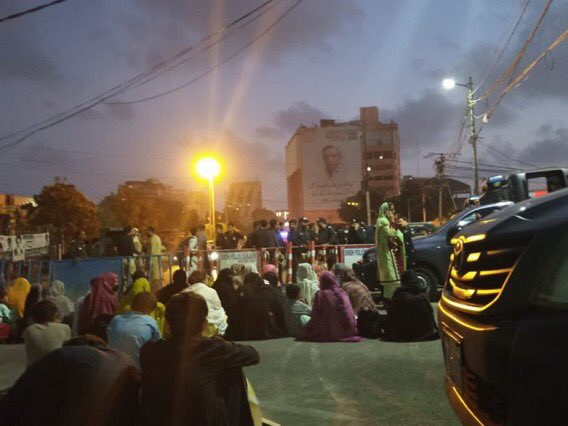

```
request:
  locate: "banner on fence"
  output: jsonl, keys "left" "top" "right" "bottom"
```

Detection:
{"left": 218, "top": 250, "right": 258, "bottom": 270}
{"left": 343, "top": 245, "right": 374, "bottom": 269}
{"left": 0, "top": 233, "right": 49, "bottom": 260}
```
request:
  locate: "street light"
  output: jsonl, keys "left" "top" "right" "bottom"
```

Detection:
{"left": 196, "top": 157, "right": 220, "bottom": 232}
{"left": 442, "top": 76, "right": 480, "bottom": 195}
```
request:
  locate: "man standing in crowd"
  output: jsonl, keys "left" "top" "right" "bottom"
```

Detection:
{"left": 269, "top": 219, "right": 284, "bottom": 247}
{"left": 196, "top": 225, "right": 210, "bottom": 273}
{"left": 347, "top": 220, "right": 366, "bottom": 244}
{"left": 316, "top": 218, "right": 336, "bottom": 245}
{"left": 148, "top": 227, "right": 163, "bottom": 292}
{"left": 255, "top": 220, "right": 278, "bottom": 249}
{"left": 245, "top": 221, "right": 261, "bottom": 248}
{"left": 215, "top": 224, "right": 225, "bottom": 249}
{"left": 66, "top": 230, "right": 87, "bottom": 259}
{"left": 222, "top": 223, "right": 244, "bottom": 250}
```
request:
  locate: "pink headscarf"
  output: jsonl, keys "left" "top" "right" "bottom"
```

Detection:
{"left": 78, "top": 274, "right": 118, "bottom": 333}
{"left": 262, "top": 264, "right": 278, "bottom": 275}
{"left": 303, "top": 272, "right": 362, "bottom": 342}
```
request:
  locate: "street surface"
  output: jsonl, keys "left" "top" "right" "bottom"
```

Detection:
{"left": 0, "top": 324, "right": 458, "bottom": 425}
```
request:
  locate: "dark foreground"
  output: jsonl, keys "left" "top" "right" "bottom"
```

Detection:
{"left": 0, "top": 335, "right": 457, "bottom": 425}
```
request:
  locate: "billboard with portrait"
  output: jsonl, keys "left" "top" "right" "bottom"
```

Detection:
{"left": 301, "top": 127, "right": 362, "bottom": 211}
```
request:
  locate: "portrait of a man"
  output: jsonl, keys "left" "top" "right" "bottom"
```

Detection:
{"left": 322, "top": 145, "right": 342, "bottom": 179}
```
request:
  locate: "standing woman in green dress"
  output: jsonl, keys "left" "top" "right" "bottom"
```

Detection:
{"left": 375, "top": 202, "right": 404, "bottom": 300}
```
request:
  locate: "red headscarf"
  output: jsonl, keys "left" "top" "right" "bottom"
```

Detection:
{"left": 78, "top": 274, "right": 117, "bottom": 334}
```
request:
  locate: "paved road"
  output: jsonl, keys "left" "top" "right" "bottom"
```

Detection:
{"left": 1, "top": 337, "right": 457, "bottom": 425}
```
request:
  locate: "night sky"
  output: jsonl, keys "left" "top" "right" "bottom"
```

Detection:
{"left": 1, "top": 0, "right": 567, "bottom": 210}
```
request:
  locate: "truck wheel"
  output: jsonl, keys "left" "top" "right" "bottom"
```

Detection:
{"left": 412, "top": 266, "right": 440, "bottom": 301}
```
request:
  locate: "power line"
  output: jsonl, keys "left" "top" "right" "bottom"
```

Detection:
{"left": 107, "top": 0, "right": 303, "bottom": 105}
{"left": 447, "top": 158, "right": 520, "bottom": 171}
{"left": 480, "top": 28, "right": 568, "bottom": 123}
{"left": 474, "top": 0, "right": 554, "bottom": 103}
{"left": 475, "top": 0, "right": 530, "bottom": 93}
{"left": 0, "top": 0, "right": 281, "bottom": 150}
{"left": 478, "top": 140, "right": 537, "bottom": 168}
{"left": 0, "top": 0, "right": 67, "bottom": 24}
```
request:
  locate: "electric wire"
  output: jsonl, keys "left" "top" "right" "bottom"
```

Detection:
{"left": 478, "top": 140, "right": 537, "bottom": 168}
{"left": 107, "top": 0, "right": 303, "bottom": 105}
{"left": 0, "top": 0, "right": 67, "bottom": 24}
{"left": 0, "top": 0, "right": 281, "bottom": 149}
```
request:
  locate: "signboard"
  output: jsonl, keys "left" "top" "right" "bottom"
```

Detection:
{"left": 343, "top": 245, "right": 374, "bottom": 269}
{"left": 218, "top": 250, "right": 259, "bottom": 270}
{"left": 0, "top": 233, "right": 49, "bottom": 260}
{"left": 302, "top": 127, "right": 362, "bottom": 210}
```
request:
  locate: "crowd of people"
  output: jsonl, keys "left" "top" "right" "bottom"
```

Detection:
{"left": 0, "top": 249, "right": 438, "bottom": 425}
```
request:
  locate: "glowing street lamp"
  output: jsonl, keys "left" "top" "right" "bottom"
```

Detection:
{"left": 196, "top": 157, "right": 221, "bottom": 231}
{"left": 442, "top": 78, "right": 456, "bottom": 90}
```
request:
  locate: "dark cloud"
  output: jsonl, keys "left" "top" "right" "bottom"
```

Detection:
{"left": 254, "top": 126, "right": 283, "bottom": 140}
{"left": 273, "top": 101, "right": 329, "bottom": 133}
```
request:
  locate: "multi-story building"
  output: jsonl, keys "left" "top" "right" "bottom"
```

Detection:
{"left": 285, "top": 106, "right": 400, "bottom": 222}
{"left": 225, "top": 181, "right": 262, "bottom": 224}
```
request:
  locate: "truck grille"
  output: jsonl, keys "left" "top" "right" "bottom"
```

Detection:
{"left": 444, "top": 238, "right": 526, "bottom": 310}
{"left": 463, "top": 367, "right": 506, "bottom": 425}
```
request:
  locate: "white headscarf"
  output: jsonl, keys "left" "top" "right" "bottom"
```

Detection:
{"left": 296, "top": 263, "right": 319, "bottom": 306}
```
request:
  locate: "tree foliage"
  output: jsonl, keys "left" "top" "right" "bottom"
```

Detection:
{"left": 30, "top": 182, "right": 99, "bottom": 239}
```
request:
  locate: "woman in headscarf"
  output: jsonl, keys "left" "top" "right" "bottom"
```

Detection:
{"left": 6, "top": 277, "right": 31, "bottom": 318}
{"left": 22, "top": 284, "right": 43, "bottom": 330}
{"left": 212, "top": 268, "right": 238, "bottom": 320}
{"left": 375, "top": 202, "right": 404, "bottom": 300}
{"left": 228, "top": 272, "right": 286, "bottom": 340}
{"left": 117, "top": 276, "right": 166, "bottom": 334}
{"left": 44, "top": 280, "right": 74, "bottom": 323}
{"left": 296, "top": 263, "right": 319, "bottom": 306}
{"left": 340, "top": 269, "right": 381, "bottom": 338}
{"left": 303, "top": 271, "right": 362, "bottom": 342}
{"left": 78, "top": 274, "right": 118, "bottom": 335}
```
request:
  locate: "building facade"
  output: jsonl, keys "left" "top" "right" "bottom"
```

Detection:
{"left": 225, "top": 181, "right": 262, "bottom": 225}
{"left": 285, "top": 106, "right": 401, "bottom": 222}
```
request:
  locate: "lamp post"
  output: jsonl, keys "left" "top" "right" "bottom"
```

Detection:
{"left": 196, "top": 157, "right": 220, "bottom": 231}
{"left": 442, "top": 76, "right": 480, "bottom": 195}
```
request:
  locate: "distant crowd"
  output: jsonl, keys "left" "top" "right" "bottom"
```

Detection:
{"left": 0, "top": 254, "right": 438, "bottom": 425}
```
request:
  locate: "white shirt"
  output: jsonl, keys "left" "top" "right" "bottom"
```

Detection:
{"left": 182, "top": 283, "right": 228, "bottom": 336}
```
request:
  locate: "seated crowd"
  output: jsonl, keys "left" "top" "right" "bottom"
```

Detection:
{"left": 0, "top": 261, "right": 438, "bottom": 425}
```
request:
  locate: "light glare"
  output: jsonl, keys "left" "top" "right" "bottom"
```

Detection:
{"left": 196, "top": 157, "right": 220, "bottom": 179}
{"left": 442, "top": 78, "right": 456, "bottom": 90}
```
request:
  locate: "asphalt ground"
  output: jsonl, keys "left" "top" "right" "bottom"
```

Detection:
{"left": 0, "top": 307, "right": 458, "bottom": 425}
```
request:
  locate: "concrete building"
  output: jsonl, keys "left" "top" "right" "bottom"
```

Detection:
{"left": 225, "top": 181, "right": 262, "bottom": 224}
{"left": 285, "top": 106, "right": 401, "bottom": 222}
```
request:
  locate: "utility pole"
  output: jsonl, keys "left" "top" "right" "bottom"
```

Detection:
{"left": 434, "top": 154, "right": 447, "bottom": 221}
{"left": 466, "top": 76, "right": 480, "bottom": 195}
{"left": 360, "top": 129, "right": 372, "bottom": 225}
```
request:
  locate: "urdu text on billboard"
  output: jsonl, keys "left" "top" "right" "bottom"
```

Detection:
{"left": 302, "top": 127, "right": 362, "bottom": 211}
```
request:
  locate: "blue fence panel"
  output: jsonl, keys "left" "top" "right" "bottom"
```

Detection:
{"left": 50, "top": 257, "right": 123, "bottom": 302}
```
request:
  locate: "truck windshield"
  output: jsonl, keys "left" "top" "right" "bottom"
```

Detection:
{"left": 532, "top": 230, "right": 568, "bottom": 310}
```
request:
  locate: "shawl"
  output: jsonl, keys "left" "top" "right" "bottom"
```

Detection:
{"left": 303, "top": 271, "right": 362, "bottom": 342}
{"left": 183, "top": 283, "right": 228, "bottom": 336}
{"left": 340, "top": 269, "right": 377, "bottom": 315}
{"left": 295, "top": 263, "right": 319, "bottom": 306}
{"left": 6, "top": 277, "right": 31, "bottom": 318}
{"left": 78, "top": 275, "right": 117, "bottom": 333}
{"left": 45, "top": 280, "right": 75, "bottom": 319}
{"left": 118, "top": 277, "right": 166, "bottom": 334}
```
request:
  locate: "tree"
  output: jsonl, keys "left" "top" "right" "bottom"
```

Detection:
{"left": 30, "top": 182, "right": 99, "bottom": 242}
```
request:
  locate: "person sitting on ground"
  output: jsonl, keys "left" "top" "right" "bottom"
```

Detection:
{"left": 44, "top": 280, "right": 74, "bottom": 325}
{"left": 340, "top": 269, "right": 382, "bottom": 338}
{"left": 0, "top": 334, "right": 140, "bottom": 426}
{"left": 140, "top": 292, "right": 260, "bottom": 426}
{"left": 296, "top": 263, "right": 319, "bottom": 306}
{"left": 117, "top": 276, "right": 166, "bottom": 334}
{"left": 107, "top": 291, "right": 161, "bottom": 367}
{"left": 77, "top": 273, "right": 118, "bottom": 335}
{"left": 227, "top": 272, "right": 287, "bottom": 340}
{"left": 0, "top": 286, "right": 16, "bottom": 341}
{"left": 5, "top": 277, "right": 30, "bottom": 319}
{"left": 23, "top": 300, "right": 71, "bottom": 366}
{"left": 383, "top": 270, "right": 439, "bottom": 342}
{"left": 262, "top": 271, "right": 286, "bottom": 303}
{"left": 303, "top": 271, "right": 362, "bottom": 342}
{"left": 21, "top": 284, "right": 43, "bottom": 331}
{"left": 156, "top": 269, "right": 188, "bottom": 305}
{"left": 283, "top": 284, "right": 312, "bottom": 338}
{"left": 212, "top": 268, "right": 238, "bottom": 320}
{"left": 182, "top": 270, "right": 228, "bottom": 337}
